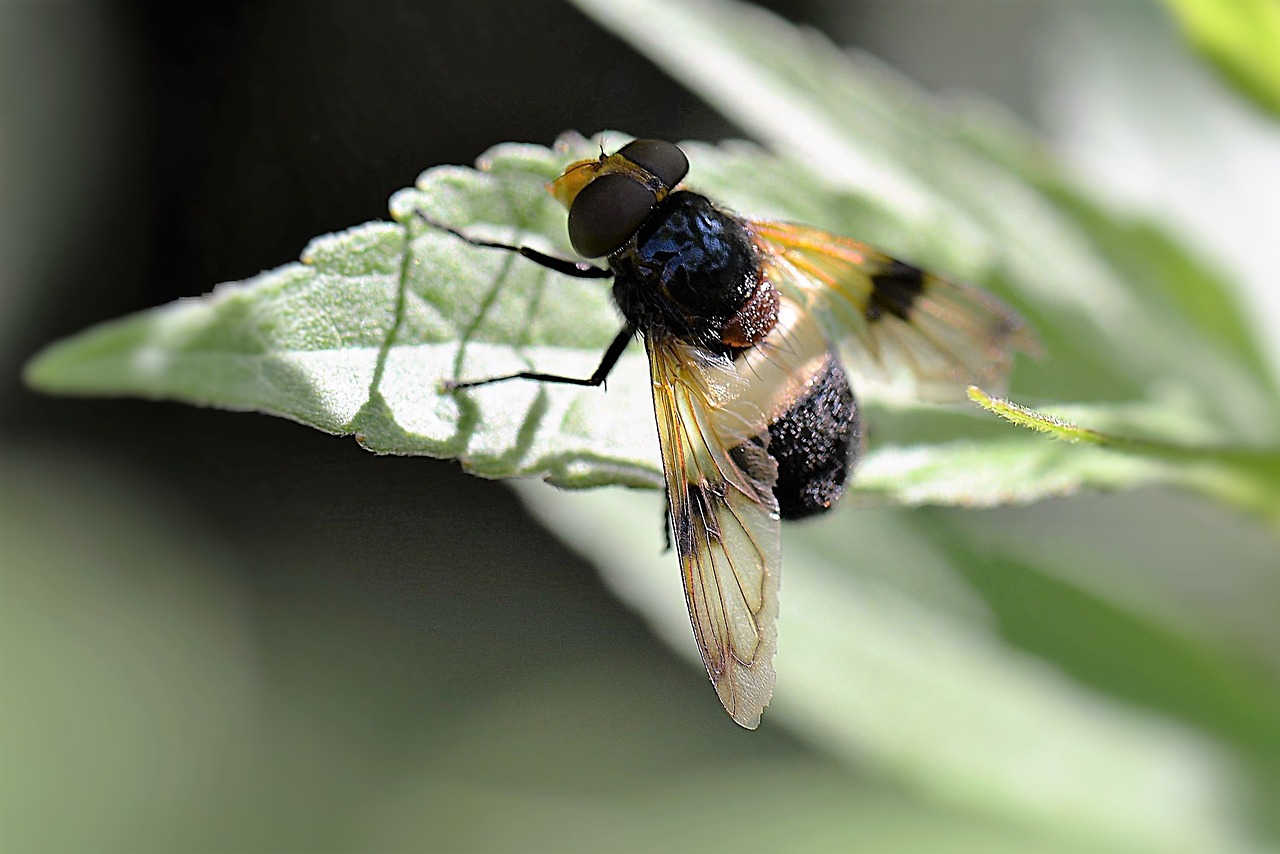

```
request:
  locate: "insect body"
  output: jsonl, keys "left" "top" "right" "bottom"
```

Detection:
{"left": 442, "top": 139, "right": 1038, "bottom": 728}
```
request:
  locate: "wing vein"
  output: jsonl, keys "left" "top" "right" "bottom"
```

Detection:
{"left": 644, "top": 334, "right": 781, "bottom": 728}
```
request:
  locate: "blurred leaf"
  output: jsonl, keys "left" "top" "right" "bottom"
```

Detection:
{"left": 517, "top": 481, "right": 1258, "bottom": 854}
{"left": 367, "top": 763, "right": 1121, "bottom": 854}
{"left": 1035, "top": 182, "right": 1276, "bottom": 393}
{"left": 938, "top": 527, "right": 1280, "bottom": 774}
{"left": 956, "top": 98, "right": 1280, "bottom": 438}
{"left": 0, "top": 448, "right": 257, "bottom": 852}
{"left": 1162, "top": 0, "right": 1280, "bottom": 119}
{"left": 6, "top": 448, "right": 1123, "bottom": 854}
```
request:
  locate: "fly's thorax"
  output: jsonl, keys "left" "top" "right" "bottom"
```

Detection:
{"left": 610, "top": 192, "right": 767, "bottom": 347}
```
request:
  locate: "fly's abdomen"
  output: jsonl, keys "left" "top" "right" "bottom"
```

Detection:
{"left": 766, "top": 353, "right": 859, "bottom": 519}
{"left": 728, "top": 299, "right": 861, "bottom": 519}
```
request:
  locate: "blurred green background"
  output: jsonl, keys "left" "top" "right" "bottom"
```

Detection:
{"left": 3, "top": 1, "right": 1278, "bottom": 852}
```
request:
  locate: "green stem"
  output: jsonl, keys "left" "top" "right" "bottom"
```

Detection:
{"left": 969, "top": 387, "right": 1280, "bottom": 530}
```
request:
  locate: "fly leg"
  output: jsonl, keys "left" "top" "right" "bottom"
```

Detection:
{"left": 417, "top": 215, "right": 612, "bottom": 279}
{"left": 419, "top": 213, "right": 626, "bottom": 391}
{"left": 443, "top": 324, "right": 634, "bottom": 391}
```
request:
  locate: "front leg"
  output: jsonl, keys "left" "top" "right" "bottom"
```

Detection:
{"left": 417, "top": 214, "right": 612, "bottom": 280}
{"left": 444, "top": 324, "right": 635, "bottom": 391}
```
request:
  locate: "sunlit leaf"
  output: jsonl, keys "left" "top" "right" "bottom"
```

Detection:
{"left": 24, "top": 138, "right": 658, "bottom": 489}
{"left": 27, "top": 128, "right": 1210, "bottom": 510}
{"left": 1162, "top": 0, "right": 1280, "bottom": 119}
{"left": 25, "top": 120, "right": 1278, "bottom": 516}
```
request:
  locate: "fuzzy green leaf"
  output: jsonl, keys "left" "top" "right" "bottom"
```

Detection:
{"left": 25, "top": 139, "right": 657, "bottom": 489}
{"left": 23, "top": 4, "right": 1279, "bottom": 510}
{"left": 25, "top": 122, "right": 1277, "bottom": 512}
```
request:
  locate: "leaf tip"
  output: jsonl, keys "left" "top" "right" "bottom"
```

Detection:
{"left": 20, "top": 335, "right": 94, "bottom": 396}
{"left": 970, "top": 387, "right": 1101, "bottom": 445}
{"left": 966, "top": 385, "right": 992, "bottom": 408}
{"left": 20, "top": 347, "right": 55, "bottom": 393}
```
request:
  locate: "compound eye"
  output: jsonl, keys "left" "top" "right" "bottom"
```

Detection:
{"left": 617, "top": 139, "right": 689, "bottom": 189}
{"left": 568, "top": 173, "right": 656, "bottom": 258}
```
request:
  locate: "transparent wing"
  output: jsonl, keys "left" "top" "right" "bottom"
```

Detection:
{"left": 646, "top": 334, "right": 782, "bottom": 729}
{"left": 748, "top": 220, "right": 1041, "bottom": 400}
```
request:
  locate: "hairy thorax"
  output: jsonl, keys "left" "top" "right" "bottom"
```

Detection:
{"left": 610, "top": 192, "right": 773, "bottom": 350}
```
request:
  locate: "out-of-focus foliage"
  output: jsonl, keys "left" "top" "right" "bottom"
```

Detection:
{"left": 5, "top": 446, "right": 1151, "bottom": 853}
{"left": 1161, "top": 0, "right": 1280, "bottom": 118}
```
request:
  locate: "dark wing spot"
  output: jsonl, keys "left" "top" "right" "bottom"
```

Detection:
{"left": 673, "top": 492, "right": 697, "bottom": 556}
{"left": 867, "top": 259, "right": 925, "bottom": 322}
{"left": 679, "top": 481, "right": 724, "bottom": 553}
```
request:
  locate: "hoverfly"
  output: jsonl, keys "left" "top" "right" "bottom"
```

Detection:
{"left": 437, "top": 139, "right": 1038, "bottom": 728}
